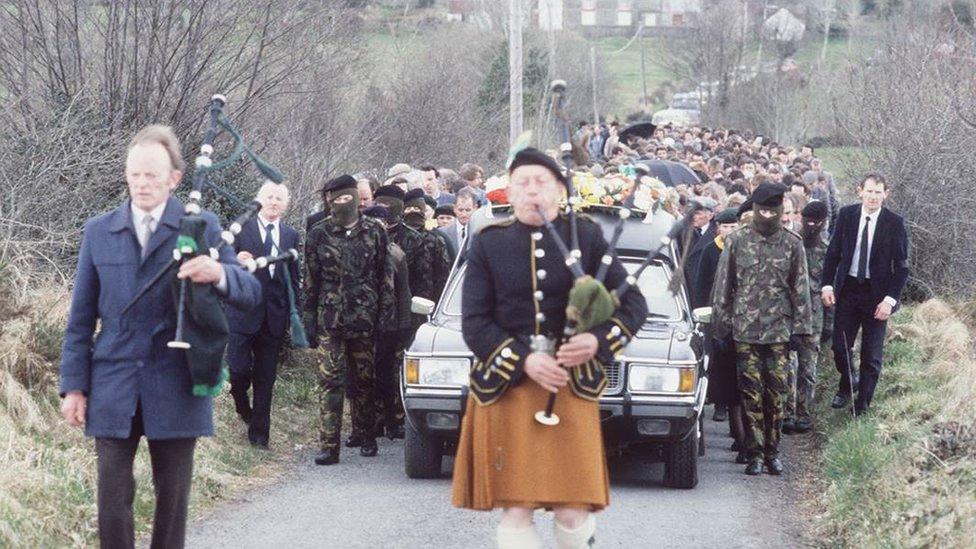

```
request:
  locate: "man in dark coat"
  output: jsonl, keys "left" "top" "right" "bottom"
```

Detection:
{"left": 225, "top": 182, "right": 301, "bottom": 448}
{"left": 59, "top": 126, "right": 260, "bottom": 548}
{"left": 679, "top": 197, "right": 717, "bottom": 307}
{"left": 403, "top": 188, "right": 451, "bottom": 309}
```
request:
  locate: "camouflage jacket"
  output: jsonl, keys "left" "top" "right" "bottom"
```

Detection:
{"left": 302, "top": 216, "right": 395, "bottom": 340}
{"left": 805, "top": 238, "right": 827, "bottom": 334}
{"left": 710, "top": 225, "right": 813, "bottom": 344}
{"left": 389, "top": 223, "right": 450, "bottom": 306}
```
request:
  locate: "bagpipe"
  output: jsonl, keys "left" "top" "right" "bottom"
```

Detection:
{"left": 532, "top": 80, "right": 695, "bottom": 426}
{"left": 121, "top": 95, "right": 306, "bottom": 397}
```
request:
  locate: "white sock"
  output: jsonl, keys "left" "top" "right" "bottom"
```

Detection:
{"left": 496, "top": 523, "right": 543, "bottom": 549}
{"left": 554, "top": 514, "right": 597, "bottom": 549}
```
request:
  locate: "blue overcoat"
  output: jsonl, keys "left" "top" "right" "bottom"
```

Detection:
{"left": 59, "top": 196, "right": 261, "bottom": 439}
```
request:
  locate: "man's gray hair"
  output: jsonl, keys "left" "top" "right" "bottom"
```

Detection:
{"left": 256, "top": 181, "right": 290, "bottom": 203}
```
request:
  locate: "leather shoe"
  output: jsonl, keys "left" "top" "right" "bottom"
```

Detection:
{"left": 730, "top": 440, "right": 741, "bottom": 452}
{"left": 712, "top": 406, "right": 728, "bottom": 422}
{"left": 735, "top": 451, "right": 749, "bottom": 464}
{"left": 360, "top": 439, "right": 378, "bottom": 457}
{"left": 345, "top": 435, "right": 365, "bottom": 448}
{"left": 314, "top": 449, "right": 339, "bottom": 465}
{"left": 831, "top": 393, "right": 850, "bottom": 409}
{"left": 248, "top": 437, "right": 269, "bottom": 449}
{"left": 781, "top": 419, "right": 796, "bottom": 435}
{"left": 765, "top": 458, "right": 784, "bottom": 475}
{"left": 745, "top": 458, "right": 763, "bottom": 475}
{"left": 386, "top": 424, "right": 405, "bottom": 440}
{"left": 238, "top": 410, "right": 252, "bottom": 425}
{"left": 793, "top": 419, "right": 812, "bottom": 433}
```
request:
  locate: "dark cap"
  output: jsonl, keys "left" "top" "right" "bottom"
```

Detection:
{"left": 374, "top": 185, "right": 406, "bottom": 202}
{"left": 403, "top": 188, "right": 426, "bottom": 205}
{"left": 737, "top": 198, "right": 754, "bottom": 219}
{"left": 362, "top": 205, "right": 389, "bottom": 221}
{"left": 801, "top": 200, "right": 829, "bottom": 221}
{"left": 434, "top": 205, "right": 455, "bottom": 217}
{"left": 715, "top": 208, "right": 739, "bottom": 224}
{"left": 508, "top": 147, "right": 568, "bottom": 187}
{"left": 752, "top": 182, "right": 787, "bottom": 207}
{"left": 323, "top": 175, "right": 357, "bottom": 194}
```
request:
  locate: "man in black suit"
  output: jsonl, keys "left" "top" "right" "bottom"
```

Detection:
{"left": 681, "top": 197, "right": 717, "bottom": 308}
{"left": 822, "top": 173, "right": 909, "bottom": 415}
{"left": 226, "top": 182, "right": 301, "bottom": 447}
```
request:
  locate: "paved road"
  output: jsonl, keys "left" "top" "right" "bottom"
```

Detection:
{"left": 186, "top": 410, "right": 806, "bottom": 548}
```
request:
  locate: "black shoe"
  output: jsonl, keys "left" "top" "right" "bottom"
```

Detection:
{"left": 831, "top": 393, "right": 850, "bottom": 409}
{"left": 386, "top": 424, "right": 405, "bottom": 440}
{"left": 360, "top": 439, "right": 378, "bottom": 457}
{"left": 248, "top": 436, "right": 269, "bottom": 449}
{"left": 735, "top": 451, "right": 749, "bottom": 464}
{"left": 238, "top": 410, "right": 252, "bottom": 425}
{"left": 764, "top": 458, "right": 784, "bottom": 475}
{"left": 712, "top": 406, "right": 728, "bottom": 422}
{"left": 793, "top": 420, "right": 812, "bottom": 433}
{"left": 314, "top": 449, "right": 339, "bottom": 465}
{"left": 745, "top": 458, "right": 763, "bottom": 475}
{"left": 782, "top": 419, "right": 796, "bottom": 435}
{"left": 730, "top": 440, "right": 741, "bottom": 452}
{"left": 345, "top": 435, "right": 365, "bottom": 448}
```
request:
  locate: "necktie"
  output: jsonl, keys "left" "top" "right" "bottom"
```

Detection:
{"left": 857, "top": 216, "right": 870, "bottom": 283}
{"left": 139, "top": 215, "right": 155, "bottom": 258}
{"left": 459, "top": 224, "right": 466, "bottom": 242}
{"left": 264, "top": 223, "right": 275, "bottom": 278}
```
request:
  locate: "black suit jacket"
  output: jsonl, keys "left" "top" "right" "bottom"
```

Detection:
{"left": 684, "top": 221, "right": 716, "bottom": 307}
{"left": 823, "top": 204, "right": 909, "bottom": 306}
{"left": 226, "top": 218, "right": 301, "bottom": 337}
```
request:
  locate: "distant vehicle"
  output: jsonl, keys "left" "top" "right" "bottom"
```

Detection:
{"left": 652, "top": 92, "right": 702, "bottom": 126}
{"left": 401, "top": 207, "right": 711, "bottom": 489}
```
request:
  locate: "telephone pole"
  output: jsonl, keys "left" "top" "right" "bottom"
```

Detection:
{"left": 590, "top": 45, "right": 599, "bottom": 124}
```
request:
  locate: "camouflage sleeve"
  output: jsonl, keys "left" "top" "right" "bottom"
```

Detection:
{"left": 790, "top": 240, "right": 813, "bottom": 336}
{"left": 709, "top": 235, "right": 735, "bottom": 339}
{"left": 301, "top": 228, "right": 320, "bottom": 347}
{"left": 431, "top": 233, "right": 451, "bottom": 301}
{"left": 376, "top": 228, "right": 396, "bottom": 330}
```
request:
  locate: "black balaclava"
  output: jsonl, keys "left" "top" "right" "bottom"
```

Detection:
{"left": 330, "top": 187, "right": 360, "bottom": 227}
{"left": 374, "top": 196, "right": 404, "bottom": 226}
{"left": 752, "top": 203, "right": 783, "bottom": 237}
{"left": 403, "top": 196, "right": 427, "bottom": 230}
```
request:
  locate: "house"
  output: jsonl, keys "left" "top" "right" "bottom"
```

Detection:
{"left": 537, "top": 0, "right": 703, "bottom": 35}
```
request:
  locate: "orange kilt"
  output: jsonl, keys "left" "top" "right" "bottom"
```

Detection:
{"left": 451, "top": 379, "right": 610, "bottom": 511}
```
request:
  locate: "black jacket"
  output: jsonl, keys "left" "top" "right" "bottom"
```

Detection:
{"left": 692, "top": 236, "right": 722, "bottom": 310}
{"left": 823, "top": 204, "right": 910, "bottom": 306}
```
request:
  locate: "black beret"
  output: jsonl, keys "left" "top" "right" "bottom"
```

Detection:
{"left": 403, "top": 188, "right": 425, "bottom": 204}
{"left": 802, "top": 200, "right": 829, "bottom": 220}
{"left": 362, "top": 205, "right": 389, "bottom": 220}
{"left": 374, "top": 185, "right": 406, "bottom": 202}
{"left": 715, "top": 208, "right": 739, "bottom": 224}
{"left": 423, "top": 195, "right": 438, "bottom": 210}
{"left": 752, "top": 182, "right": 787, "bottom": 207}
{"left": 508, "top": 147, "right": 568, "bottom": 187}
{"left": 737, "top": 198, "right": 754, "bottom": 219}
{"left": 323, "top": 174, "right": 357, "bottom": 194}
{"left": 434, "top": 205, "right": 455, "bottom": 217}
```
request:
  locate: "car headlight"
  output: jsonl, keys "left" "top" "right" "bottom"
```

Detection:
{"left": 628, "top": 364, "right": 696, "bottom": 393}
{"left": 404, "top": 357, "right": 470, "bottom": 386}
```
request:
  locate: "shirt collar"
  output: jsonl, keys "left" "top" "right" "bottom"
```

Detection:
{"left": 860, "top": 205, "right": 879, "bottom": 222}
{"left": 131, "top": 201, "right": 167, "bottom": 227}
{"left": 258, "top": 214, "right": 279, "bottom": 230}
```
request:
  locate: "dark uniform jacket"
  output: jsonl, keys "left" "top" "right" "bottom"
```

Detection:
{"left": 302, "top": 215, "right": 395, "bottom": 342}
{"left": 462, "top": 215, "right": 648, "bottom": 404}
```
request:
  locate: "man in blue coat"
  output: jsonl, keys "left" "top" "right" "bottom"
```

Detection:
{"left": 225, "top": 181, "right": 300, "bottom": 448}
{"left": 59, "top": 125, "right": 260, "bottom": 549}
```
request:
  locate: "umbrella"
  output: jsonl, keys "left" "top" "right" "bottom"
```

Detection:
{"left": 618, "top": 122, "right": 657, "bottom": 144}
{"left": 638, "top": 159, "right": 701, "bottom": 187}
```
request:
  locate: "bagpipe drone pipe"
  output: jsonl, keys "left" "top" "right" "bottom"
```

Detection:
{"left": 121, "top": 95, "right": 306, "bottom": 397}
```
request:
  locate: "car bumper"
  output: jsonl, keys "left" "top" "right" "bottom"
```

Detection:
{"left": 403, "top": 378, "right": 707, "bottom": 445}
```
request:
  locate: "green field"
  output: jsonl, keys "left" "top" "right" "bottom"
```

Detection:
{"left": 594, "top": 35, "right": 673, "bottom": 115}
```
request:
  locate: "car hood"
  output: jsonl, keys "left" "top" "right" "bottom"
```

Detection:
{"left": 410, "top": 318, "right": 695, "bottom": 362}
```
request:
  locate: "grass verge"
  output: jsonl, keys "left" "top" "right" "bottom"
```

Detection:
{"left": 0, "top": 282, "right": 318, "bottom": 547}
{"left": 806, "top": 300, "right": 976, "bottom": 547}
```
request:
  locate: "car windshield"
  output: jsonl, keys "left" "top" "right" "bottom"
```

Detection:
{"left": 669, "top": 97, "right": 699, "bottom": 110}
{"left": 440, "top": 261, "right": 682, "bottom": 321}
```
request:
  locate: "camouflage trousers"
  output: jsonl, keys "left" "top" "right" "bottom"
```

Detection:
{"left": 735, "top": 342, "right": 790, "bottom": 460}
{"left": 316, "top": 333, "right": 377, "bottom": 453}
{"left": 785, "top": 335, "right": 820, "bottom": 423}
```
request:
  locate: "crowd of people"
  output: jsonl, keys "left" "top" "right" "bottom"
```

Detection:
{"left": 57, "top": 121, "right": 909, "bottom": 549}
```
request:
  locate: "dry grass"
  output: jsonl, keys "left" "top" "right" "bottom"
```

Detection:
{"left": 0, "top": 277, "right": 318, "bottom": 547}
{"left": 812, "top": 299, "right": 976, "bottom": 548}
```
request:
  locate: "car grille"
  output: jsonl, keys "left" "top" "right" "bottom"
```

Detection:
{"left": 604, "top": 362, "right": 623, "bottom": 395}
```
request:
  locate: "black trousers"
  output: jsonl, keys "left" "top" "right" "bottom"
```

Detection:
{"left": 96, "top": 406, "right": 196, "bottom": 549}
{"left": 373, "top": 331, "right": 406, "bottom": 431}
{"left": 832, "top": 277, "right": 888, "bottom": 412}
{"left": 227, "top": 323, "right": 284, "bottom": 444}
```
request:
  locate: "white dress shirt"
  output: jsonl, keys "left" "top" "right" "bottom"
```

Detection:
{"left": 823, "top": 205, "right": 896, "bottom": 307}
{"left": 257, "top": 215, "right": 280, "bottom": 277}
{"left": 457, "top": 222, "right": 467, "bottom": 245}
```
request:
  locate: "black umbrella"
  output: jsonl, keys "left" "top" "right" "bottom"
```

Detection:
{"left": 637, "top": 159, "right": 701, "bottom": 187}
{"left": 618, "top": 122, "right": 657, "bottom": 143}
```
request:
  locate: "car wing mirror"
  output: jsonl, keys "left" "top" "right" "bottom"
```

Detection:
{"left": 692, "top": 306, "right": 712, "bottom": 324}
{"left": 411, "top": 297, "right": 436, "bottom": 316}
